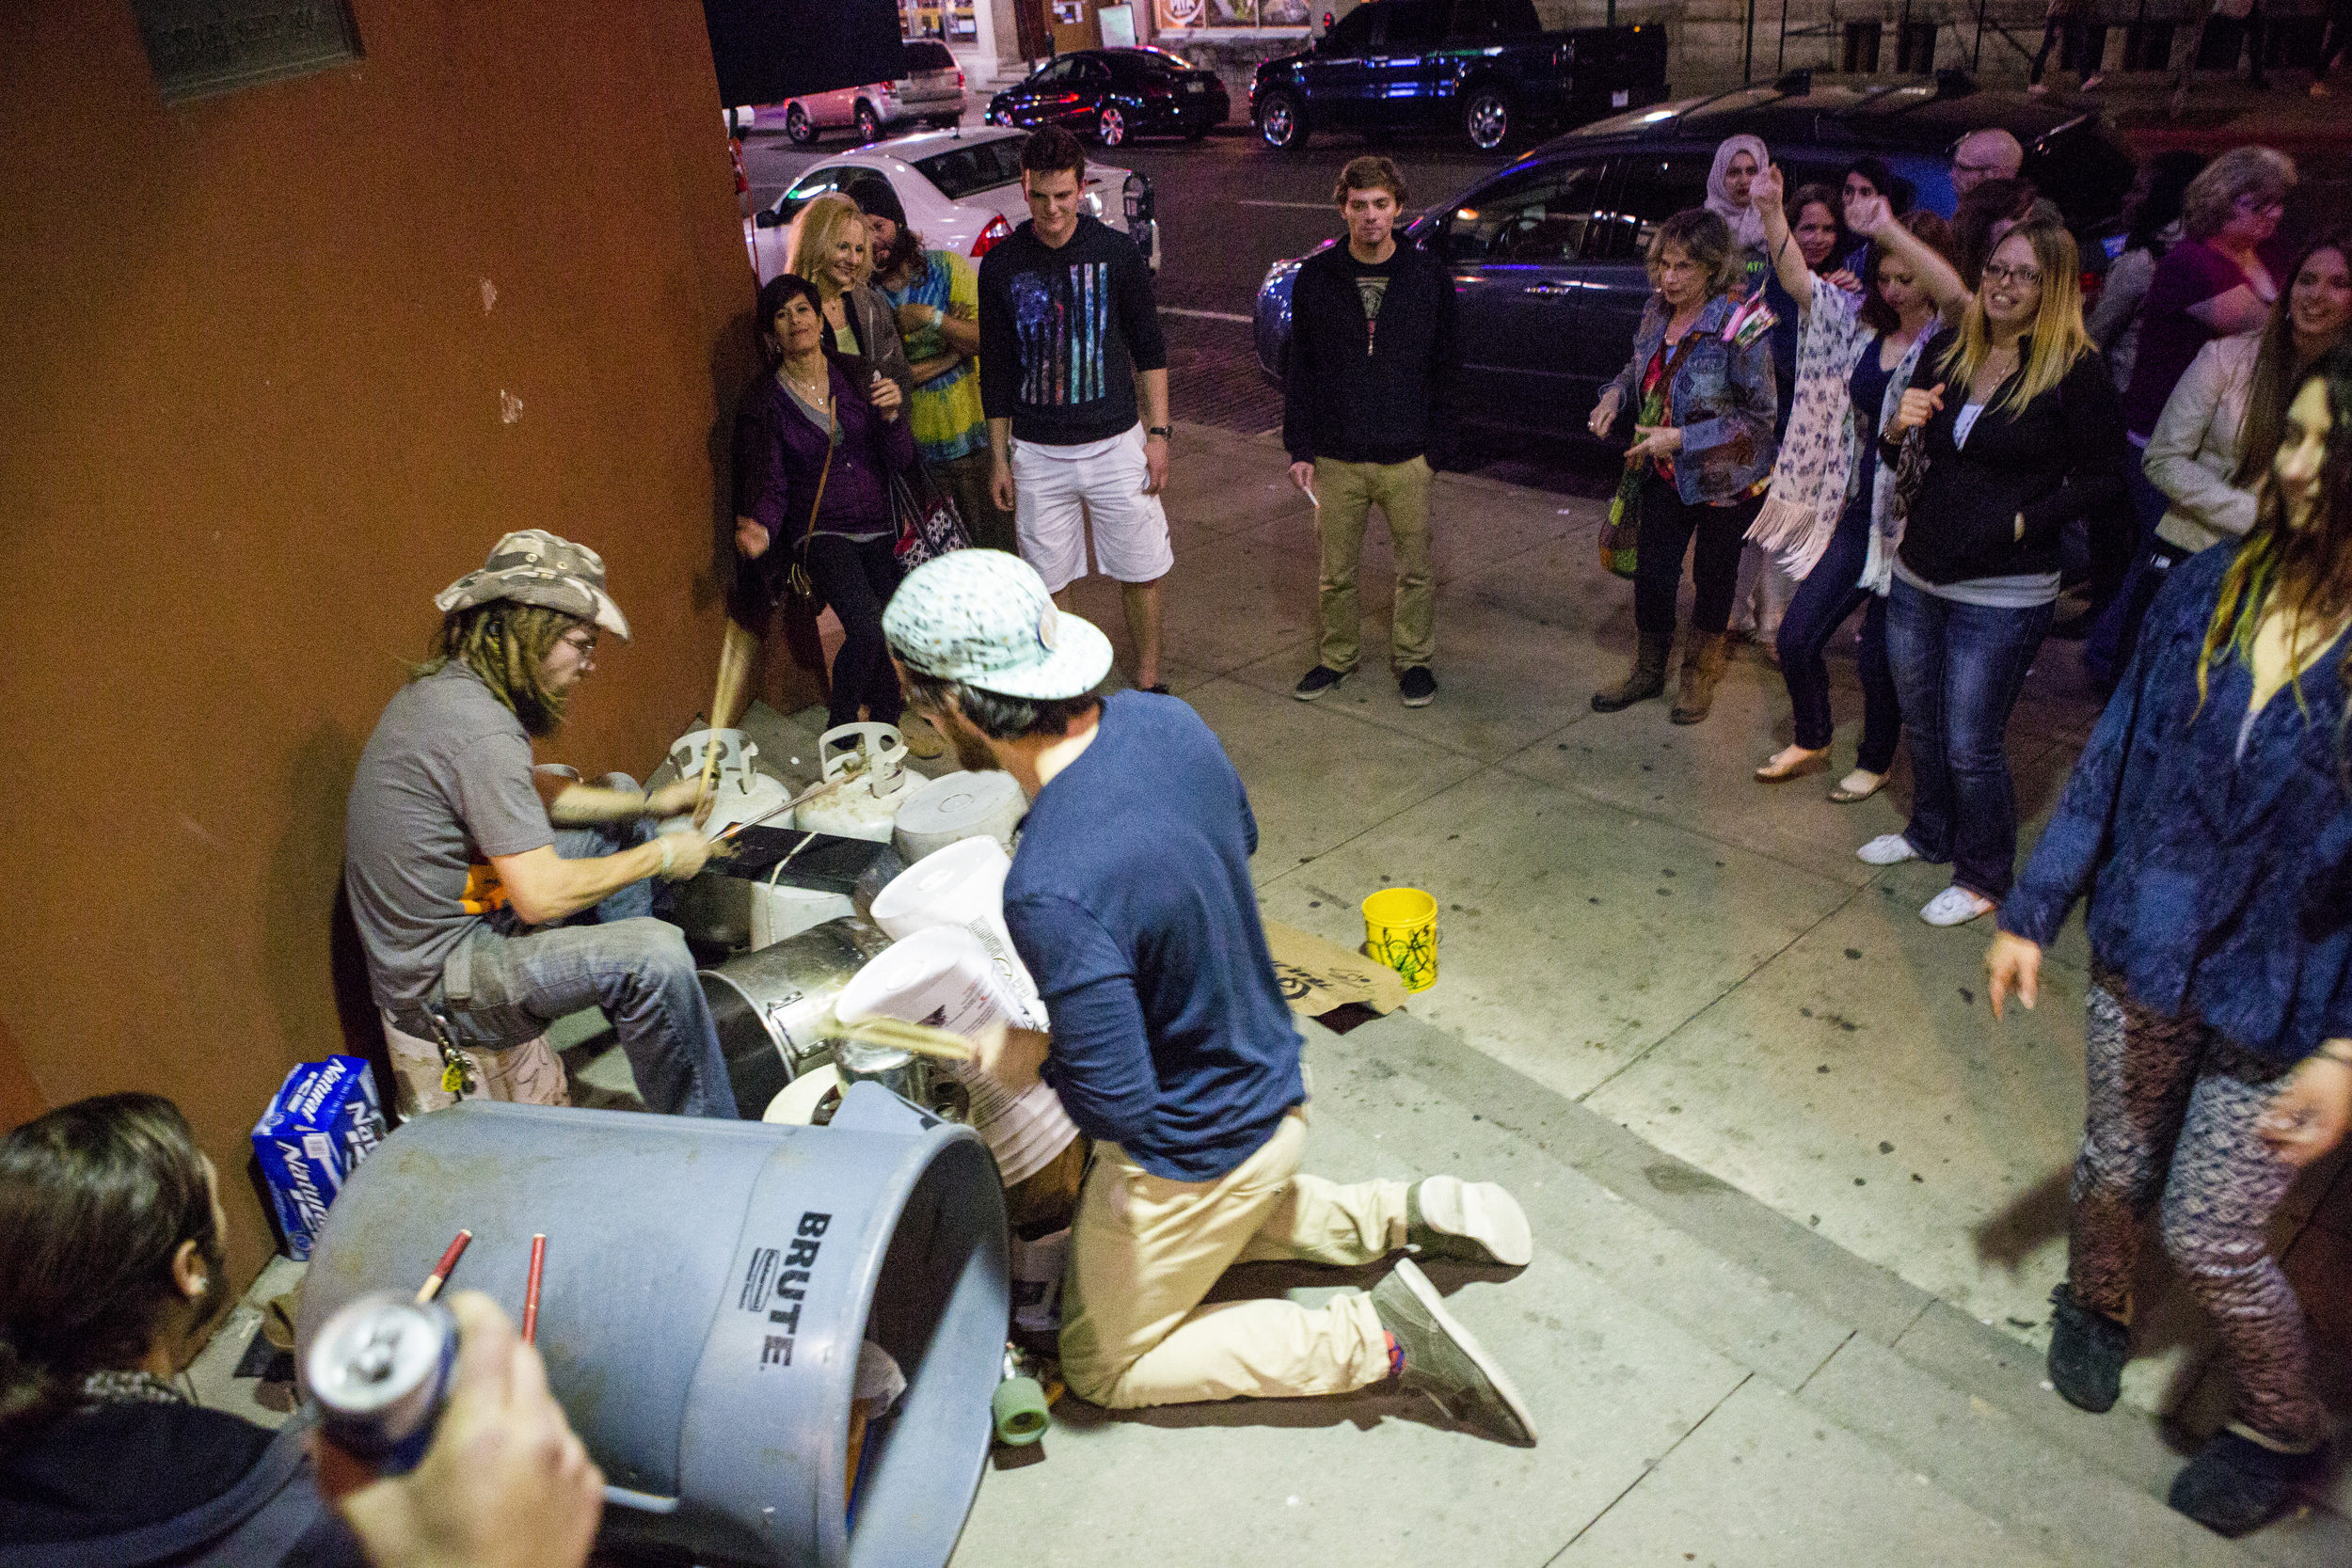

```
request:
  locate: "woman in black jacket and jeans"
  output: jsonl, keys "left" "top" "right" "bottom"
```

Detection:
{"left": 1862, "top": 219, "right": 2129, "bottom": 926}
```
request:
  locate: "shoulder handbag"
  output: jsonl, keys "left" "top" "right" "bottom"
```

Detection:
{"left": 890, "top": 458, "right": 972, "bottom": 570}
{"left": 783, "top": 406, "right": 836, "bottom": 607}
{"left": 1598, "top": 328, "right": 1703, "bottom": 579}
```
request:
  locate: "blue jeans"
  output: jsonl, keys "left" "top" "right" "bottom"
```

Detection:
{"left": 463, "top": 774, "right": 739, "bottom": 1118}
{"left": 1774, "top": 499, "right": 1901, "bottom": 772}
{"left": 1885, "top": 580, "right": 2054, "bottom": 900}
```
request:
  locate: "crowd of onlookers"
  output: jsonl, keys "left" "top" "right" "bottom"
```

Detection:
{"left": 1563, "top": 119, "right": 2350, "bottom": 1539}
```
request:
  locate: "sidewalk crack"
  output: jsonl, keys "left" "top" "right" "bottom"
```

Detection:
{"left": 1543, "top": 1370, "right": 1756, "bottom": 1563}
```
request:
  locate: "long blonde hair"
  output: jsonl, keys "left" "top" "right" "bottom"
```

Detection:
{"left": 1935, "top": 219, "right": 2093, "bottom": 419}
{"left": 788, "top": 193, "right": 873, "bottom": 296}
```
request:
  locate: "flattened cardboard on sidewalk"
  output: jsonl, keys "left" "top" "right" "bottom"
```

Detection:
{"left": 1263, "top": 920, "right": 1409, "bottom": 1018}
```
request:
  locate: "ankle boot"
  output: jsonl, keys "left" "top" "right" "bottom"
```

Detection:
{"left": 1670, "top": 633, "right": 1730, "bottom": 724}
{"left": 1592, "top": 631, "right": 1671, "bottom": 712}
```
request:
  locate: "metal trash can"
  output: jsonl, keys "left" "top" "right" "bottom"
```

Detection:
{"left": 297, "top": 1089, "right": 1008, "bottom": 1568}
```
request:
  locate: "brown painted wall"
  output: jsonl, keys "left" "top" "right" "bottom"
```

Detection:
{"left": 0, "top": 0, "right": 786, "bottom": 1284}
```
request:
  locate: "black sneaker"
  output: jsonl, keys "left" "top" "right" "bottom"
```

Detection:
{"left": 2169, "top": 1431, "right": 2324, "bottom": 1537}
{"left": 1294, "top": 665, "right": 1348, "bottom": 701}
{"left": 2045, "top": 1283, "right": 2128, "bottom": 1413}
{"left": 1398, "top": 666, "right": 1437, "bottom": 707}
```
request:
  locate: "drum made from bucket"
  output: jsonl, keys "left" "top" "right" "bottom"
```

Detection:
{"left": 699, "top": 917, "right": 894, "bottom": 1119}
{"left": 890, "top": 769, "right": 1026, "bottom": 863}
{"left": 296, "top": 1093, "right": 1008, "bottom": 1568}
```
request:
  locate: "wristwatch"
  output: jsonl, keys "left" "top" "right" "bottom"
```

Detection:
{"left": 1146, "top": 425, "right": 1172, "bottom": 439}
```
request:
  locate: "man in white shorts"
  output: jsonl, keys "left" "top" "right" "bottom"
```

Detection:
{"left": 978, "top": 125, "right": 1174, "bottom": 691}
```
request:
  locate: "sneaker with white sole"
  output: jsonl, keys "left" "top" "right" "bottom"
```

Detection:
{"left": 1920, "top": 885, "right": 1996, "bottom": 927}
{"left": 1398, "top": 666, "right": 1437, "bottom": 706}
{"left": 1371, "top": 1259, "right": 1537, "bottom": 1446}
{"left": 1295, "top": 665, "right": 1348, "bottom": 701}
{"left": 1856, "top": 832, "right": 1919, "bottom": 866}
{"left": 1406, "top": 1177, "right": 1532, "bottom": 1267}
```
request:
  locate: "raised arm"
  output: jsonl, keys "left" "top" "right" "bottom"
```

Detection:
{"left": 1752, "top": 164, "right": 1817, "bottom": 311}
{"left": 1846, "top": 195, "right": 1971, "bottom": 320}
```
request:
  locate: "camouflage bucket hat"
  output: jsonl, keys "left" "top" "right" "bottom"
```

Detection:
{"left": 434, "top": 530, "right": 630, "bottom": 640}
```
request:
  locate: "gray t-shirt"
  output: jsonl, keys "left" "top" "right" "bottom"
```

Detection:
{"left": 344, "top": 664, "right": 553, "bottom": 1008}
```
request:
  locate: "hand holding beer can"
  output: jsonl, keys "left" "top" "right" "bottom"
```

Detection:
{"left": 308, "top": 1290, "right": 458, "bottom": 1475}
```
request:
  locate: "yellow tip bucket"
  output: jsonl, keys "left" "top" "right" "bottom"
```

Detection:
{"left": 1360, "top": 887, "right": 1438, "bottom": 993}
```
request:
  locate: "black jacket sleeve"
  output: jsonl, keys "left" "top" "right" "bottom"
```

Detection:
{"left": 1115, "top": 230, "right": 1168, "bottom": 375}
{"left": 977, "top": 246, "right": 1017, "bottom": 422}
{"left": 1425, "top": 250, "right": 1464, "bottom": 471}
{"left": 1281, "top": 261, "right": 1322, "bottom": 465}
{"left": 2018, "top": 350, "right": 2130, "bottom": 544}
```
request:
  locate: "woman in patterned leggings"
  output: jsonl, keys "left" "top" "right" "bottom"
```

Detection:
{"left": 1985, "top": 348, "right": 2352, "bottom": 1539}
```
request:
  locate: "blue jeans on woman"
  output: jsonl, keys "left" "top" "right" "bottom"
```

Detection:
{"left": 1885, "top": 579, "right": 2054, "bottom": 900}
{"left": 1775, "top": 499, "right": 1901, "bottom": 772}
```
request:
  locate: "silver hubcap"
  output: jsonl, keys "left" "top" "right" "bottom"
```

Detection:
{"left": 1263, "top": 102, "right": 1293, "bottom": 143}
{"left": 1102, "top": 110, "right": 1122, "bottom": 143}
{"left": 1470, "top": 98, "right": 1505, "bottom": 147}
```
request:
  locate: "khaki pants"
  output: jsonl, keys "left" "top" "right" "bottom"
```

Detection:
{"left": 1314, "top": 455, "right": 1436, "bottom": 674}
{"left": 1058, "top": 1108, "right": 1403, "bottom": 1408}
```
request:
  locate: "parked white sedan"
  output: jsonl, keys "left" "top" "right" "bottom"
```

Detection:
{"left": 743, "top": 127, "right": 1158, "bottom": 280}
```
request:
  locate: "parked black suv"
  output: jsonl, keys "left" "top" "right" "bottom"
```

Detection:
{"left": 1250, "top": 0, "right": 1670, "bottom": 152}
{"left": 1254, "top": 75, "right": 2137, "bottom": 443}
{"left": 987, "top": 46, "right": 1231, "bottom": 147}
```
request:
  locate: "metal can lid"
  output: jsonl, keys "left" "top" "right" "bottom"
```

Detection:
{"left": 308, "top": 1291, "right": 450, "bottom": 1415}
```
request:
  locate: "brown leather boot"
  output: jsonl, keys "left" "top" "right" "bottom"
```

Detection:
{"left": 1670, "top": 632, "right": 1729, "bottom": 724}
{"left": 1591, "top": 631, "right": 1671, "bottom": 712}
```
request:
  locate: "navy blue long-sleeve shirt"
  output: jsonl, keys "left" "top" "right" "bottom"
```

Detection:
{"left": 2000, "top": 544, "right": 2352, "bottom": 1060}
{"left": 1001, "top": 691, "right": 1304, "bottom": 1180}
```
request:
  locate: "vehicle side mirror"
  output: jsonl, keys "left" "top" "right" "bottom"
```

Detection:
{"left": 755, "top": 206, "right": 788, "bottom": 229}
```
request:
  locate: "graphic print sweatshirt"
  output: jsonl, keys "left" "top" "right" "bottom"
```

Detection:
{"left": 978, "top": 214, "right": 1167, "bottom": 448}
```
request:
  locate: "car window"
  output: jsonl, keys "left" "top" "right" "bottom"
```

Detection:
{"left": 1325, "top": 4, "right": 1376, "bottom": 53}
{"left": 1032, "top": 57, "right": 1076, "bottom": 84}
{"left": 914, "top": 137, "right": 1030, "bottom": 199}
{"left": 1077, "top": 56, "right": 1113, "bottom": 84}
{"left": 1446, "top": 164, "right": 1609, "bottom": 264}
{"left": 785, "top": 166, "right": 857, "bottom": 204}
{"left": 904, "top": 40, "right": 956, "bottom": 72}
{"left": 1592, "top": 153, "right": 1715, "bottom": 261}
{"left": 1377, "top": 0, "right": 1451, "bottom": 50}
{"left": 1453, "top": 0, "right": 1541, "bottom": 36}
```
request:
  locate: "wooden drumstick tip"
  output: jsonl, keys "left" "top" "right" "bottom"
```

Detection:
{"left": 416, "top": 1228, "right": 473, "bottom": 1304}
{"left": 521, "top": 1233, "right": 548, "bottom": 1344}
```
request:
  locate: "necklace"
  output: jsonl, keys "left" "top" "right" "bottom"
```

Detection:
{"left": 779, "top": 360, "right": 830, "bottom": 404}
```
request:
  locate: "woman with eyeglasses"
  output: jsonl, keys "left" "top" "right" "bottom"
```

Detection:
{"left": 1862, "top": 219, "right": 2130, "bottom": 925}
{"left": 1988, "top": 347, "right": 2352, "bottom": 1539}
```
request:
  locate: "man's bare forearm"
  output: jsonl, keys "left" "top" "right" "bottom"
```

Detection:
{"left": 545, "top": 783, "right": 649, "bottom": 826}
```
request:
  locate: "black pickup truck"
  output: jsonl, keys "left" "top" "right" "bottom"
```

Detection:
{"left": 1250, "top": 0, "right": 1669, "bottom": 152}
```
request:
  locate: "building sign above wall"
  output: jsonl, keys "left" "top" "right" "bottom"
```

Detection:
{"left": 134, "top": 0, "right": 362, "bottom": 104}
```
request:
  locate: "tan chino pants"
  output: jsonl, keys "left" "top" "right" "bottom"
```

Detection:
{"left": 1314, "top": 455, "right": 1436, "bottom": 674}
{"left": 1057, "top": 1108, "right": 1405, "bottom": 1408}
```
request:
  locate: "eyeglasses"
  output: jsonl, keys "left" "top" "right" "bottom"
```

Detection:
{"left": 1980, "top": 262, "right": 2042, "bottom": 287}
{"left": 1950, "top": 159, "right": 2006, "bottom": 178}
{"left": 559, "top": 631, "right": 599, "bottom": 660}
{"left": 2234, "top": 194, "right": 2287, "bottom": 215}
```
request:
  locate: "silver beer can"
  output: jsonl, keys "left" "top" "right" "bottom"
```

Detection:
{"left": 307, "top": 1291, "right": 457, "bottom": 1474}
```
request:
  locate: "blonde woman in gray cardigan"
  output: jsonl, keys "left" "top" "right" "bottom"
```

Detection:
{"left": 2111, "top": 230, "right": 2352, "bottom": 678}
{"left": 1744, "top": 164, "right": 1969, "bottom": 798}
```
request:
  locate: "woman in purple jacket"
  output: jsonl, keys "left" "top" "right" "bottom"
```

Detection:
{"left": 735, "top": 273, "right": 920, "bottom": 732}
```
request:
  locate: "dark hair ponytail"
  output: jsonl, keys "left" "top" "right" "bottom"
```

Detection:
{"left": 0, "top": 1094, "right": 222, "bottom": 1448}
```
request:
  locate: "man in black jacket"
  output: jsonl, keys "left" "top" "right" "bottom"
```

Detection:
{"left": 1284, "top": 156, "right": 1460, "bottom": 707}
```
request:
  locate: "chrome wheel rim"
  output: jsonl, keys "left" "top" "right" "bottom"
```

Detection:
{"left": 1469, "top": 96, "right": 1506, "bottom": 149}
{"left": 1101, "top": 108, "right": 1124, "bottom": 144}
{"left": 1262, "top": 101, "right": 1294, "bottom": 145}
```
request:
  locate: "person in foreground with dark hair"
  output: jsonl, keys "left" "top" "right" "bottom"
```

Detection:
{"left": 1284, "top": 154, "right": 1458, "bottom": 708}
{"left": 978, "top": 125, "right": 1174, "bottom": 693}
{"left": 344, "top": 531, "right": 737, "bottom": 1117}
{"left": 0, "top": 1093, "right": 603, "bottom": 1568}
{"left": 1987, "top": 349, "right": 2352, "bottom": 1539}
{"left": 881, "top": 548, "right": 1538, "bottom": 1444}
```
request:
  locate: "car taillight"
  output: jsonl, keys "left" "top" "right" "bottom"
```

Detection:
{"left": 957, "top": 70, "right": 966, "bottom": 87}
{"left": 972, "top": 214, "right": 1012, "bottom": 259}
{"left": 2080, "top": 269, "right": 2103, "bottom": 305}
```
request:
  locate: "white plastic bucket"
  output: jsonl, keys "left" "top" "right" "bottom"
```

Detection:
{"left": 834, "top": 927, "right": 1078, "bottom": 1187}
{"left": 868, "top": 837, "right": 1045, "bottom": 1030}
{"left": 890, "top": 770, "right": 1026, "bottom": 863}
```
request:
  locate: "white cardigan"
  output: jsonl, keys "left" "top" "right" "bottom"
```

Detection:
{"left": 2144, "top": 332, "right": 2259, "bottom": 556}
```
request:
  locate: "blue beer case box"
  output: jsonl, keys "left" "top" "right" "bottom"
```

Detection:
{"left": 252, "top": 1055, "right": 388, "bottom": 1259}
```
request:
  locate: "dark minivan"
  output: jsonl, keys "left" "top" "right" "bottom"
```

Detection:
{"left": 1253, "top": 74, "right": 2138, "bottom": 443}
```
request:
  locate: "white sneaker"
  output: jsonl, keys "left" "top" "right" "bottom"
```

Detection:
{"left": 1920, "top": 886, "right": 1997, "bottom": 927}
{"left": 1856, "top": 832, "right": 1919, "bottom": 865}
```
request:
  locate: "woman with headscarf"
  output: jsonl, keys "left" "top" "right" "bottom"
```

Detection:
{"left": 1708, "top": 135, "right": 1802, "bottom": 652}
{"left": 1705, "top": 135, "right": 1771, "bottom": 262}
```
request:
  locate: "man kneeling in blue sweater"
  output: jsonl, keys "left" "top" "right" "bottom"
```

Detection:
{"left": 882, "top": 549, "right": 1536, "bottom": 1443}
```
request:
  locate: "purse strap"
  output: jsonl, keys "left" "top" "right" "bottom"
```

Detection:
{"left": 786, "top": 394, "right": 835, "bottom": 598}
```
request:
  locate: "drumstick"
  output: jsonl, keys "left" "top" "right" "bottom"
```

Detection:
{"left": 521, "top": 1234, "right": 547, "bottom": 1344}
{"left": 717, "top": 774, "right": 846, "bottom": 841}
{"left": 416, "top": 1229, "right": 472, "bottom": 1304}
{"left": 831, "top": 1013, "right": 977, "bottom": 1063}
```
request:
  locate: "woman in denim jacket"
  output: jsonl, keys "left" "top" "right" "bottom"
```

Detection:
{"left": 1589, "top": 209, "right": 1780, "bottom": 723}
{"left": 1985, "top": 349, "right": 2352, "bottom": 1539}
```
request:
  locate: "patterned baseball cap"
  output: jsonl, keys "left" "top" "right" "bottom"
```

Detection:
{"left": 434, "top": 530, "right": 630, "bottom": 640}
{"left": 883, "top": 549, "right": 1111, "bottom": 701}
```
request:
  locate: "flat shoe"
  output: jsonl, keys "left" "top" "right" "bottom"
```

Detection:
{"left": 1856, "top": 832, "right": 1918, "bottom": 866}
{"left": 1828, "top": 769, "right": 1886, "bottom": 803}
{"left": 1920, "top": 886, "right": 1997, "bottom": 927}
{"left": 1755, "top": 747, "right": 1830, "bottom": 783}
